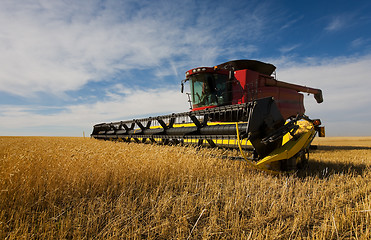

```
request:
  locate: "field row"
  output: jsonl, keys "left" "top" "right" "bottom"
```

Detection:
{"left": 0, "top": 136, "right": 370, "bottom": 239}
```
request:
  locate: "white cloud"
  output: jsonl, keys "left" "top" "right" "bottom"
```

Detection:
{"left": 278, "top": 44, "right": 301, "bottom": 53}
{"left": 0, "top": 0, "right": 271, "bottom": 98}
{"left": 1, "top": 55, "right": 371, "bottom": 137}
{"left": 276, "top": 56, "right": 371, "bottom": 136}
{"left": 0, "top": 1, "right": 196, "bottom": 96}
{"left": 280, "top": 15, "right": 304, "bottom": 30}
{"left": 0, "top": 85, "right": 190, "bottom": 136}
{"left": 324, "top": 12, "right": 360, "bottom": 33}
{"left": 350, "top": 37, "right": 371, "bottom": 49}
{"left": 325, "top": 16, "right": 345, "bottom": 32}
{"left": 1, "top": 1, "right": 370, "bottom": 137}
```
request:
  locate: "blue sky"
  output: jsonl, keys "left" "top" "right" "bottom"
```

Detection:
{"left": 1, "top": 0, "right": 371, "bottom": 136}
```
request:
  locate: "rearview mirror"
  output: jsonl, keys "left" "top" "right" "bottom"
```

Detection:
{"left": 180, "top": 79, "right": 188, "bottom": 93}
{"left": 229, "top": 70, "right": 234, "bottom": 80}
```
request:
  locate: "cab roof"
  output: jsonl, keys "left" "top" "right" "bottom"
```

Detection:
{"left": 217, "top": 59, "right": 276, "bottom": 76}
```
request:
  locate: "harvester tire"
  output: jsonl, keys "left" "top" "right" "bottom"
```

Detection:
{"left": 297, "top": 149, "right": 309, "bottom": 170}
{"left": 281, "top": 149, "right": 309, "bottom": 171}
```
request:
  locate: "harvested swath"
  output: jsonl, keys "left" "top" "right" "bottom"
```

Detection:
{"left": 0, "top": 136, "right": 370, "bottom": 239}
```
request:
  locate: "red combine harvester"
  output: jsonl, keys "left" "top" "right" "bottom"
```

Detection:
{"left": 183, "top": 60, "right": 322, "bottom": 117}
{"left": 92, "top": 60, "right": 324, "bottom": 172}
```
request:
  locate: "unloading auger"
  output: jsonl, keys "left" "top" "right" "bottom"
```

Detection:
{"left": 91, "top": 60, "right": 325, "bottom": 172}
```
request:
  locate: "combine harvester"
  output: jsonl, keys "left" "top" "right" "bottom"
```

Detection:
{"left": 91, "top": 60, "right": 325, "bottom": 172}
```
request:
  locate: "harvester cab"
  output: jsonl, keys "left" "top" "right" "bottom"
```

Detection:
{"left": 182, "top": 60, "right": 323, "bottom": 119}
{"left": 92, "top": 59, "right": 325, "bottom": 173}
{"left": 182, "top": 67, "right": 231, "bottom": 110}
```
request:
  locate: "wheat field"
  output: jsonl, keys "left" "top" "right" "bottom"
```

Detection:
{"left": 0, "top": 136, "right": 370, "bottom": 239}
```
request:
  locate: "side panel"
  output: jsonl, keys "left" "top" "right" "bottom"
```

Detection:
{"left": 233, "top": 69, "right": 260, "bottom": 104}
{"left": 278, "top": 88, "right": 305, "bottom": 119}
{"left": 258, "top": 87, "right": 305, "bottom": 119}
{"left": 232, "top": 69, "right": 305, "bottom": 119}
{"left": 232, "top": 70, "right": 246, "bottom": 104}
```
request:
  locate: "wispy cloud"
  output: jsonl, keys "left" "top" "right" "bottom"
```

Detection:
{"left": 276, "top": 55, "right": 371, "bottom": 136}
{"left": 278, "top": 44, "right": 301, "bottom": 53}
{"left": 0, "top": 84, "right": 190, "bottom": 136}
{"left": 280, "top": 15, "right": 304, "bottom": 30}
{"left": 1, "top": 1, "right": 189, "bottom": 96}
{"left": 1, "top": 1, "right": 371, "bottom": 137}
{"left": 350, "top": 37, "right": 371, "bottom": 49}
{"left": 325, "top": 16, "right": 346, "bottom": 32}
{"left": 324, "top": 12, "right": 361, "bottom": 32}
{"left": 0, "top": 0, "right": 271, "bottom": 98}
{"left": 1, "top": 55, "right": 371, "bottom": 136}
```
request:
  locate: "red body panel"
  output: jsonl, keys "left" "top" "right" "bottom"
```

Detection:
{"left": 232, "top": 69, "right": 305, "bottom": 119}
{"left": 192, "top": 105, "right": 217, "bottom": 111}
